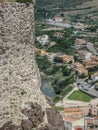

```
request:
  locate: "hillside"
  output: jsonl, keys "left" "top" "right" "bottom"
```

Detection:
{"left": 36, "top": 0, "right": 98, "bottom": 23}
{"left": 36, "top": 0, "right": 92, "bottom": 9}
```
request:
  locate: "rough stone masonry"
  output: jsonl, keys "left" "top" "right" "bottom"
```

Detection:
{"left": 0, "top": 2, "right": 65, "bottom": 130}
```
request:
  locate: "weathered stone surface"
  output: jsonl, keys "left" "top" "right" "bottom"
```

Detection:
{"left": 0, "top": 2, "right": 49, "bottom": 127}
{"left": 22, "top": 103, "right": 44, "bottom": 127}
{"left": 46, "top": 108, "right": 65, "bottom": 130}
{"left": 21, "top": 120, "right": 33, "bottom": 130}
{"left": 0, "top": 122, "right": 20, "bottom": 130}
{"left": 0, "top": 2, "right": 65, "bottom": 130}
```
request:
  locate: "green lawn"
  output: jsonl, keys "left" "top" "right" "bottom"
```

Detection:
{"left": 56, "top": 107, "right": 64, "bottom": 111}
{"left": 68, "top": 90, "right": 93, "bottom": 102}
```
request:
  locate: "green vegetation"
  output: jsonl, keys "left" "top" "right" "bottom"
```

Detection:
{"left": 88, "top": 65, "right": 98, "bottom": 76}
{"left": 68, "top": 90, "right": 93, "bottom": 102}
{"left": 36, "top": 55, "right": 52, "bottom": 74}
{"left": 54, "top": 57, "right": 63, "bottom": 63}
{"left": 46, "top": 28, "right": 76, "bottom": 55}
{"left": 36, "top": 54, "right": 76, "bottom": 96}
{"left": 86, "top": 25, "right": 98, "bottom": 32}
{"left": 95, "top": 83, "right": 98, "bottom": 91}
{"left": 35, "top": 0, "right": 98, "bottom": 102}
{"left": 36, "top": 0, "right": 92, "bottom": 10}
{"left": 54, "top": 95, "right": 62, "bottom": 103}
{"left": 56, "top": 106, "right": 64, "bottom": 111}
{"left": 61, "top": 85, "right": 73, "bottom": 96}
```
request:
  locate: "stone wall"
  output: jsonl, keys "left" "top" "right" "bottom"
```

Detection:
{"left": 0, "top": 2, "right": 65, "bottom": 130}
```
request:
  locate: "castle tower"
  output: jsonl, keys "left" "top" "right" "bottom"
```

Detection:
{"left": 0, "top": 1, "right": 50, "bottom": 128}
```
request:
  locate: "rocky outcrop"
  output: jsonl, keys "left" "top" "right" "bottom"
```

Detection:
{"left": 0, "top": 102, "right": 65, "bottom": 130}
{"left": 22, "top": 103, "right": 44, "bottom": 127}
{"left": 0, "top": 2, "right": 65, "bottom": 130}
{"left": 46, "top": 108, "right": 65, "bottom": 130}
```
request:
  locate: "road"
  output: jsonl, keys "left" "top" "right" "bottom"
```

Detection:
{"left": 46, "top": 20, "right": 85, "bottom": 29}
{"left": 47, "top": 21, "right": 71, "bottom": 28}
{"left": 86, "top": 42, "right": 98, "bottom": 55}
{"left": 79, "top": 87, "right": 98, "bottom": 98}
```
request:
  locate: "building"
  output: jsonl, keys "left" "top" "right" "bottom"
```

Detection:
{"left": 53, "top": 16, "right": 64, "bottom": 22}
{"left": 75, "top": 51, "right": 92, "bottom": 60}
{"left": 64, "top": 116, "right": 84, "bottom": 130}
{"left": 37, "top": 35, "right": 49, "bottom": 45}
{"left": 54, "top": 32, "right": 64, "bottom": 38}
{"left": 85, "top": 53, "right": 92, "bottom": 60}
{"left": 86, "top": 118, "right": 94, "bottom": 128}
{"left": 86, "top": 117, "right": 98, "bottom": 129}
{"left": 75, "top": 128, "right": 83, "bottom": 130}
{"left": 75, "top": 39, "right": 87, "bottom": 46}
{"left": 40, "top": 50, "right": 47, "bottom": 56}
{"left": 59, "top": 54, "right": 74, "bottom": 63}
{"left": 73, "top": 38, "right": 87, "bottom": 49}
{"left": 91, "top": 72, "right": 98, "bottom": 82}
{"left": 82, "top": 54, "right": 98, "bottom": 68}
{"left": 74, "top": 22, "right": 85, "bottom": 29}
{"left": 64, "top": 107, "right": 83, "bottom": 118}
{"left": 74, "top": 62, "right": 88, "bottom": 75}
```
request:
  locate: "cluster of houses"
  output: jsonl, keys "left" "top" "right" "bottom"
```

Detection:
{"left": 35, "top": 35, "right": 98, "bottom": 90}
{"left": 63, "top": 99, "right": 98, "bottom": 130}
{"left": 72, "top": 38, "right": 98, "bottom": 77}
{"left": 36, "top": 32, "right": 64, "bottom": 46}
{"left": 87, "top": 117, "right": 98, "bottom": 130}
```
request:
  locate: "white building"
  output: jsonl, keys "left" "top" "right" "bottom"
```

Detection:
{"left": 54, "top": 16, "right": 63, "bottom": 22}
{"left": 37, "top": 35, "right": 49, "bottom": 45}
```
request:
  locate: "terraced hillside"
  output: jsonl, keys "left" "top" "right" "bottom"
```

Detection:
{"left": 63, "top": 0, "right": 98, "bottom": 15}
{"left": 36, "top": 0, "right": 92, "bottom": 9}
{"left": 36, "top": 0, "right": 98, "bottom": 24}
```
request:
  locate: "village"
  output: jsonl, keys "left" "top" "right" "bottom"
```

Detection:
{"left": 35, "top": 2, "right": 98, "bottom": 129}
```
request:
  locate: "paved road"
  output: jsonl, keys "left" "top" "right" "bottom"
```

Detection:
{"left": 46, "top": 20, "right": 85, "bottom": 29}
{"left": 86, "top": 42, "right": 98, "bottom": 55}
{"left": 47, "top": 21, "right": 71, "bottom": 28}
{"left": 79, "top": 87, "right": 98, "bottom": 98}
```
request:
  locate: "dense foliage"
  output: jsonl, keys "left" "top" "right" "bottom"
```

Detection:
{"left": 36, "top": 55, "right": 76, "bottom": 95}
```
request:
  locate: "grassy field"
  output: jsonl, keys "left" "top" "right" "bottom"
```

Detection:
{"left": 68, "top": 90, "right": 93, "bottom": 102}
{"left": 56, "top": 107, "right": 64, "bottom": 111}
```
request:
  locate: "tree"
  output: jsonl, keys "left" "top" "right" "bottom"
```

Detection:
{"left": 54, "top": 57, "right": 63, "bottom": 63}
{"left": 95, "top": 83, "right": 98, "bottom": 91}
{"left": 62, "top": 66, "right": 71, "bottom": 76}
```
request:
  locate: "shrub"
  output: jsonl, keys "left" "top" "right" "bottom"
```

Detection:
{"left": 54, "top": 56, "right": 63, "bottom": 63}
